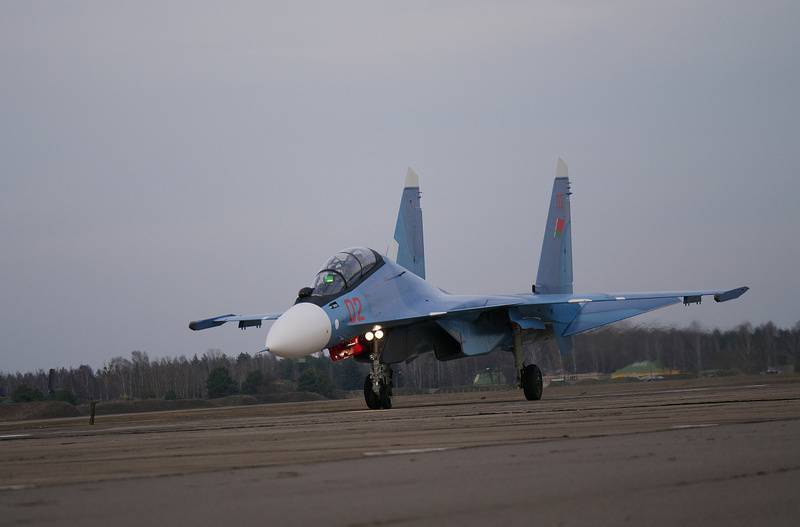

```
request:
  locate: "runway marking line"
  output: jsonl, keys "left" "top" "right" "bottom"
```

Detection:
{"left": 671, "top": 424, "right": 719, "bottom": 429}
{"left": 363, "top": 447, "right": 450, "bottom": 457}
{"left": 0, "top": 434, "right": 32, "bottom": 440}
{"left": 0, "top": 485, "right": 34, "bottom": 491}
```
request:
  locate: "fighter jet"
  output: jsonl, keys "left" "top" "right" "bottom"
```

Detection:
{"left": 190, "top": 160, "right": 748, "bottom": 409}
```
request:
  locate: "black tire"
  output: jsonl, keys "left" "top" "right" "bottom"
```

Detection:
{"left": 379, "top": 382, "right": 392, "bottom": 409}
{"left": 364, "top": 375, "right": 382, "bottom": 410}
{"left": 521, "top": 364, "right": 543, "bottom": 401}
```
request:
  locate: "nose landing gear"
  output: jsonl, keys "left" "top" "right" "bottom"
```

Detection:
{"left": 363, "top": 333, "right": 392, "bottom": 409}
{"left": 364, "top": 366, "right": 392, "bottom": 409}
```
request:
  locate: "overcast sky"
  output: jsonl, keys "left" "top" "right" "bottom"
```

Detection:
{"left": 1, "top": 1, "right": 798, "bottom": 373}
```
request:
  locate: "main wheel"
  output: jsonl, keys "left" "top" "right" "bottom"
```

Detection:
{"left": 521, "top": 364, "right": 543, "bottom": 401}
{"left": 364, "top": 375, "right": 382, "bottom": 410}
{"left": 379, "top": 382, "right": 392, "bottom": 409}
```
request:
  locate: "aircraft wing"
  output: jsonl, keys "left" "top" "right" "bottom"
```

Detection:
{"left": 585, "top": 287, "right": 750, "bottom": 304}
{"left": 351, "top": 287, "right": 748, "bottom": 335}
{"left": 523, "top": 286, "right": 749, "bottom": 337}
{"left": 189, "top": 312, "right": 283, "bottom": 331}
{"left": 188, "top": 286, "right": 747, "bottom": 335}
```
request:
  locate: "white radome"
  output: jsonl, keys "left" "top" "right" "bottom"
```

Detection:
{"left": 265, "top": 303, "right": 331, "bottom": 358}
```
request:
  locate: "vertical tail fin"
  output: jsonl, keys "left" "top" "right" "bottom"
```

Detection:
{"left": 535, "top": 159, "right": 573, "bottom": 294}
{"left": 388, "top": 168, "right": 426, "bottom": 279}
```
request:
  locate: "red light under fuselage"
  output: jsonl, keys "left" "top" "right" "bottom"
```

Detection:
{"left": 328, "top": 337, "right": 366, "bottom": 362}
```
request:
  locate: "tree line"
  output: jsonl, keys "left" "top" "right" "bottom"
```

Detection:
{"left": 1, "top": 321, "right": 797, "bottom": 403}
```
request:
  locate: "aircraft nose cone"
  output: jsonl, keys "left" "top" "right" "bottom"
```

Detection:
{"left": 265, "top": 303, "right": 331, "bottom": 358}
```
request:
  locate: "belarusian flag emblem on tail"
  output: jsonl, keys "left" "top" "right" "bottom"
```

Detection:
{"left": 553, "top": 217, "right": 566, "bottom": 238}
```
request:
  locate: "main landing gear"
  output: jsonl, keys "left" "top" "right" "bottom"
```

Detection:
{"left": 513, "top": 324, "right": 544, "bottom": 401}
{"left": 521, "top": 364, "right": 543, "bottom": 400}
{"left": 364, "top": 334, "right": 392, "bottom": 410}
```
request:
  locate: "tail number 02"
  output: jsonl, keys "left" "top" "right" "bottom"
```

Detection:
{"left": 344, "top": 297, "right": 365, "bottom": 323}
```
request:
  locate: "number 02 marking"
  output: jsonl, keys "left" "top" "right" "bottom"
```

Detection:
{"left": 344, "top": 297, "right": 365, "bottom": 323}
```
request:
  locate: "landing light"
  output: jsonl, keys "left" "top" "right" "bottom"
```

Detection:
{"left": 365, "top": 331, "right": 375, "bottom": 341}
{"left": 375, "top": 329, "right": 384, "bottom": 340}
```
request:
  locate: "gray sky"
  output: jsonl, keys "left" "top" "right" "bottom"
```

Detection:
{"left": 1, "top": 1, "right": 798, "bottom": 373}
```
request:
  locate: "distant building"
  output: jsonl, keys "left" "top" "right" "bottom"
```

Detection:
{"left": 546, "top": 372, "right": 608, "bottom": 384}
{"left": 612, "top": 361, "right": 681, "bottom": 380}
{"left": 473, "top": 369, "right": 507, "bottom": 386}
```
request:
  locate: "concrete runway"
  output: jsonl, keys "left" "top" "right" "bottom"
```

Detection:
{"left": 2, "top": 377, "right": 800, "bottom": 526}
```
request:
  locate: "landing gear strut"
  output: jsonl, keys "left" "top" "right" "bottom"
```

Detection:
{"left": 363, "top": 337, "right": 392, "bottom": 409}
{"left": 513, "top": 324, "right": 544, "bottom": 401}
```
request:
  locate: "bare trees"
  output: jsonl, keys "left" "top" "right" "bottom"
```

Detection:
{"left": 394, "top": 321, "right": 800, "bottom": 389}
{"left": 1, "top": 321, "right": 798, "bottom": 401}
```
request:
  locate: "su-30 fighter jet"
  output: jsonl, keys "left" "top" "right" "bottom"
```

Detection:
{"left": 190, "top": 160, "right": 748, "bottom": 409}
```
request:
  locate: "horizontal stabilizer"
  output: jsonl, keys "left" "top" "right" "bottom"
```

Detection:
{"left": 189, "top": 312, "right": 283, "bottom": 331}
{"left": 714, "top": 286, "right": 749, "bottom": 303}
{"left": 189, "top": 314, "right": 236, "bottom": 331}
{"left": 562, "top": 297, "right": 680, "bottom": 337}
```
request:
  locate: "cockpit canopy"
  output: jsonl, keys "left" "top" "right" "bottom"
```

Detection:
{"left": 312, "top": 247, "right": 381, "bottom": 296}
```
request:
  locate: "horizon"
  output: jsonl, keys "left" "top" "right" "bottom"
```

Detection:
{"left": 2, "top": 2, "right": 798, "bottom": 372}
{"left": 3, "top": 318, "right": 796, "bottom": 376}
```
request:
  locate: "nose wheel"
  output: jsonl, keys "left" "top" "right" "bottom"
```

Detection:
{"left": 364, "top": 370, "right": 392, "bottom": 409}
{"left": 364, "top": 338, "right": 392, "bottom": 410}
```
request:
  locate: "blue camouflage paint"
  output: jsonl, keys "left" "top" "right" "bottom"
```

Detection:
{"left": 536, "top": 160, "right": 573, "bottom": 294}
{"left": 190, "top": 162, "right": 749, "bottom": 368}
{"left": 392, "top": 170, "right": 425, "bottom": 279}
